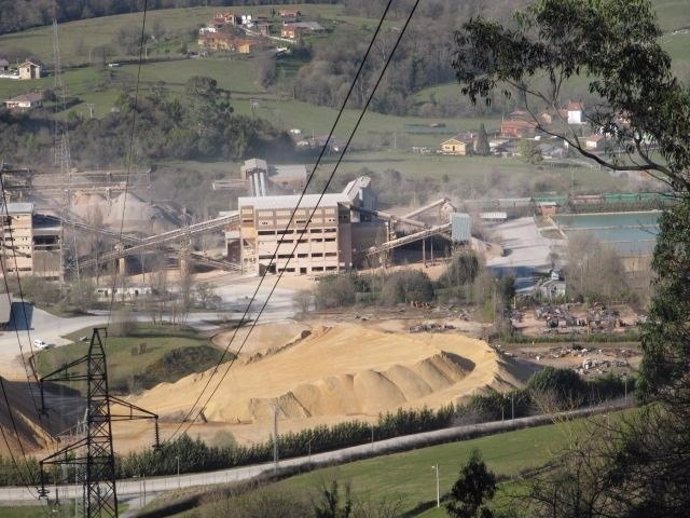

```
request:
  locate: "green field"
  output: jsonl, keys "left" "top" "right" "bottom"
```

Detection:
{"left": 180, "top": 418, "right": 588, "bottom": 518}
{"left": 0, "top": 1, "right": 685, "bottom": 200}
{"left": 34, "top": 324, "right": 215, "bottom": 394}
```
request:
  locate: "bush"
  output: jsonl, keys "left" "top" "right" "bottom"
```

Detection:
{"left": 314, "top": 274, "right": 358, "bottom": 309}
{"left": 136, "top": 345, "right": 230, "bottom": 390}
{"left": 379, "top": 270, "right": 434, "bottom": 305}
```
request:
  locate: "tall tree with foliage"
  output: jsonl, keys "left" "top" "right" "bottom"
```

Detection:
{"left": 454, "top": 0, "right": 690, "bottom": 406}
{"left": 475, "top": 123, "right": 491, "bottom": 156}
{"left": 452, "top": 1, "right": 690, "bottom": 516}
{"left": 446, "top": 450, "right": 497, "bottom": 518}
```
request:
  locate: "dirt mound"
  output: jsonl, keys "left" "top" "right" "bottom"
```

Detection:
{"left": 212, "top": 322, "right": 310, "bottom": 358}
{"left": 0, "top": 379, "right": 65, "bottom": 455}
{"left": 133, "top": 325, "right": 529, "bottom": 426}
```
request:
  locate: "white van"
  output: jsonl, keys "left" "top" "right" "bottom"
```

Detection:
{"left": 33, "top": 339, "right": 47, "bottom": 350}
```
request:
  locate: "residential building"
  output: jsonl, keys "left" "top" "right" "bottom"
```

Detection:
{"left": 256, "top": 22, "right": 271, "bottom": 36}
{"left": 236, "top": 40, "right": 254, "bottom": 54}
{"left": 537, "top": 201, "right": 559, "bottom": 216}
{"left": 4, "top": 92, "right": 43, "bottom": 110}
{"left": 281, "top": 24, "right": 304, "bottom": 39}
{"left": 0, "top": 203, "right": 62, "bottom": 281}
{"left": 440, "top": 134, "right": 473, "bottom": 156}
{"left": 296, "top": 135, "right": 339, "bottom": 152}
{"left": 0, "top": 58, "right": 9, "bottom": 72}
{"left": 584, "top": 134, "right": 606, "bottom": 150}
{"left": 500, "top": 117, "right": 537, "bottom": 138}
{"left": 198, "top": 33, "right": 235, "bottom": 51}
{"left": 565, "top": 100, "right": 584, "bottom": 125}
{"left": 17, "top": 60, "right": 41, "bottom": 80}
{"left": 279, "top": 10, "right": 301, "bottom": 22}
{"left": 237, "top": 193, "right": 353, "bottom": 274}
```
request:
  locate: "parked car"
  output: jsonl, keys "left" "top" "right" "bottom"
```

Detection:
{"left": 33, "top": 339, "right": 47, "bottom": 350}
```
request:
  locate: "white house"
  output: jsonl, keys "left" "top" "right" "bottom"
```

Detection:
{"left": 4, "top": 91, "right": 43, "bottom": 110}
{"left": 565, "top": 101, "right": 584, "bottom": 125}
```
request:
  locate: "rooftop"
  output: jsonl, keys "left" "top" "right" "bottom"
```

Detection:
{"left": 242, "top": 158, "right": 268, "bottom": 173}
{"left": 5, "top": 92, "right": 43, "bottom": 103}
{"left": 0, "top": 202, "right": 34, "bottom": 214}
{"left": 239, "top": 193, "right": 349, "bottom": 210}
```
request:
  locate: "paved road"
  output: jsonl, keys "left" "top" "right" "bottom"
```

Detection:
{"left": 0, "top": 401, "right": 631, "bottom": 508}
{"left": 0, "top": 275, "right": 298, "bottom": 378}
{"left": 487, "top": 217, "right": 555, "bottom": 293}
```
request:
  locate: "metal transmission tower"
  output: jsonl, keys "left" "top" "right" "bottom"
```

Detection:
{"left": 37, "top": 328, "right": 159, "bottom": 517}
{"left": 52, "top": 18, "right": 79, "bottom": 282}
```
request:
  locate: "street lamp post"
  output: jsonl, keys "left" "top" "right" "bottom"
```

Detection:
{"left": 431, "top": 464, "right": 440, "bottom": 508}
{"left": 623, "top": 372, "right": 628, "bottom": 402}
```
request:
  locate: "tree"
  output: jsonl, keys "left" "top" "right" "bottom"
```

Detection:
{"left": 67, "top": 278, "right": 96, "bottom": 312}
{"left": 194, "top": 282, "right": 221, "bottom": 310}
{"left": 379, "top": 270, "right": 434, "bottom": 305}
{"left": 446, "top": 450, "right": 497, "bottom": 518}
{"left": 475, "top": 123, "right": 490, "bottom": 156}
{"left": 516, "top": 140, "right": 542, "bottom": 164}
{"left": 639, "top": 198, "right": 690, "bottom": 410}
{"left": 453, "top": 0, "right": 690, "bottom": 190}
{"left": 293, "top": 290, "right": 313, "bottom": 314}
{"left": 437, "top": 251, "right": 480, "bottom": 299}
{"left": 565, "top": 232, "right": 630, "bottom": 303}
{"left": 452, "top": 1, "right": 690, "bottom": 516}
{"left": 313, "top": 480, "right": 353, "bottom": 518}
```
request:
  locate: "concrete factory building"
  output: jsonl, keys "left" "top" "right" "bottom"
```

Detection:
{"left": 238, "top": 193, "right": 353, "bottom": 274}
{"left": 0, "top": 203, "right": 62, "bottom": 280}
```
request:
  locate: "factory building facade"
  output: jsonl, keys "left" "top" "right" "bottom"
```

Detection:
{"left": 238, "top": 193, "right": 353, "bottom": 274}
{"left": 0, "top": 203, "right": 62, "bottom": 280}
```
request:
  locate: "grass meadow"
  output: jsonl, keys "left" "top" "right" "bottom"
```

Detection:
{"left": 179, "top": 416, "right": 598, "bottom": 518}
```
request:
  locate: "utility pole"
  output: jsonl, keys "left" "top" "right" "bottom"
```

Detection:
{"left": 272, "top": 404, "right": 279, "bottom": 473}
{"left": 431, "top": 464, "right": 440, "bottom": 508}
{"left": 38, "top": 328, "right": 159, "bottom": 517}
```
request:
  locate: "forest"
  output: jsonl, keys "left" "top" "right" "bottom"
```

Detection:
{"left": 0, "top": 76, "right": 291, "bottom": 167}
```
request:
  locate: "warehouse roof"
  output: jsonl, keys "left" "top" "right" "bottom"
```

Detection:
{"left": 0, "top": 202, "right": 34, "bottom": 215}
{"left": 238, "top": 193, "right": 349, "bottom": 210}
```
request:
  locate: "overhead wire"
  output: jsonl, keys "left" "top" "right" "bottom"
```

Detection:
{"left": 167, "top": 0, "right": 421, "bottom": 442}
{"left": 0, "top": 176, "right": 56, "bottom": 488}
{"left": 166, "top": 0, "right": 396, "bottom": 439}
{"left": 105, "top": 0, "right": 149, "bottom": 330}
{"left": 0, "top": 236, "right": 46, "bottom": 504}
{"left": 0, "top": 376, "right": 41, "bottom": 499}
{"left": 0, "top": 175, "right": 43, "bottom": 383}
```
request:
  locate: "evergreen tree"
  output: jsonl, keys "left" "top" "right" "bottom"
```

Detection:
{"left": 475, "top": 123, "right": 490, "bottom": 156}
{"left": 446, "top": 450, "right": 497, "bottom": 518}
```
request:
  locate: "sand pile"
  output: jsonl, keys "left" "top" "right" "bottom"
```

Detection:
{"left": 0, "top": 379, "right": 55, "bottom": 455}
{"left": 132, "top": 325, "right": 524, "bottom": 424}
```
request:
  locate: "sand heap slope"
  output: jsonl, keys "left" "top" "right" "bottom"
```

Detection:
{"left": 132, "top": 326, "right": 522, "bottom": 423}
{"left": 0, "top": 378, "right": 54, "bottom": 455}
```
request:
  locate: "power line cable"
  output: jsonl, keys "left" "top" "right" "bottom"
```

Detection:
{"left": 0, "top": 174, "right": 58, "bottom": 455}
{"left": 0, "top": 376, "right": 43, "bottom": 501}
{"left": 168, "top": 0, "right": 420, "bottom": 441}
{"left": 105, "top": 0, "right": 149, "bottom": 330}
{"left": 167, "top": 0, "right": 395, "bottom": 438}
